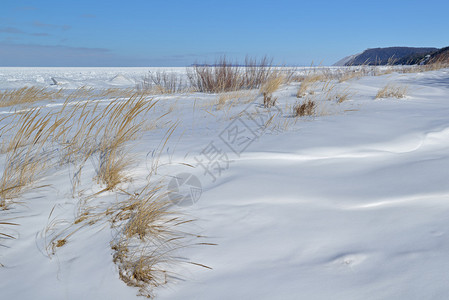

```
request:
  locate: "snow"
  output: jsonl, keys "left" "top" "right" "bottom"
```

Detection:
{"left": 333, "top": 52, "right": 361, "bottom": 66}
{"left": 1, "top": 67, "right": 449, "bottom": 299}
{"left": 108, "top": 74, "right": 135, "bottom": 85}
{"left": 0, "top": 67, "right": 184, "bottom": 90}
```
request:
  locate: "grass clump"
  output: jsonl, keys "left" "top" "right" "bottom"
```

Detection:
{"left": 263, "top": 92, "right": 278, "bottom": 108}
{"left": 0, "top": 108, "right": 58, "bottom": 207}
{"left": 260, "top": 73, "right": 284, "bottom": 108}
{"left": 187, "top": 56, "right": 274, "bottom": 93}
{"left": 375, "top": 84, "right": 408, "bottom": 99}
{"left": 335, "top": 90, "right": 352, "bottom": 103}
{"left": 0, "top": 148, "right": 48, "bottom": 208}
{"left": 95, "top": 87, "right": 138, "bottom": 99}
{"left": 110, "top": 185, "right": 210, "bottom": 298}
{"left": 0, "top": 92, "right": 158, "bottom": 206}
{"left": 216, "top": 90, "right": 255, "bottom": 111}
{"left": 138, "top": 71, "right": 186, "bottom": 94}
{"left": 293, "top": 99, "right": 316, "bottom": 117}
{"left": 296, "top": 74, "right": 324, "bottom": 98}
{"left": 94, "top": 95, "right": 157, "bottom": 191}
{"left": 260, "top": 73, "right": 284, "bottom": 95}
{"left": 338, "top": 69, "right": 364, "bottom": 82}
{"left": 0, "top": 86, "right": 64, "bottom": 107}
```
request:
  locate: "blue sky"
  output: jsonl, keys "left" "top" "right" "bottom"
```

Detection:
{"left": 0, "top": 0, "right": 448, "bottom": 66}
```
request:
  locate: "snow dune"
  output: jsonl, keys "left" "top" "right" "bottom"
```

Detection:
{"left": 1, "top": 67, "right": 449, "bottom": 299}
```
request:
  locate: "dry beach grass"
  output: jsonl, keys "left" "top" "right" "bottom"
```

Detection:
{"left": 0, "top": 89, "right": 206, "bottom": 297}
{"left": 375, "top": 84, "right": 408, "bottom": 99}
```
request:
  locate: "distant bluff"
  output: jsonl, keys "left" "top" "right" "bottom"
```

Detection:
{"left": 334, "top": 46, "right": 443, "bottom": 66}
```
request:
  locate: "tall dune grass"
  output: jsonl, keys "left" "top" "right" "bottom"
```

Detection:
{"left": 0, "top": 93, "right": 159, "bottom": 205}
{"left": 110, "top": 184, "right": 211, "bottom": 298}
{"left": 94, "top": 95, "right": 157, "bottom": 190}
{"left": 187, "top": 56, "right": 274, "bottom": 93}
{"left": 0, "top": 108, "right": 60, "bottom": 207}
{"left": 260, "top": 73, "right": 285, "bottom": 108}
{"left": 138, "top": 71, "right": 187, "bottom": 94}
{"left": 0, "top": 89, "right": 208, "bottom": 296}
{"left": 0, "top": 87, "right": 64, "bottom": 107}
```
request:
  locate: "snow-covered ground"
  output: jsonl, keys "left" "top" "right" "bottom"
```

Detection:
{"left": 1, "top": 67, "right": 449, "bottom": 299}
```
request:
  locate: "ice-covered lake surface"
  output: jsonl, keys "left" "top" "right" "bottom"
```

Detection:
{"left": 1, "top": 67, "right": 449, "bottom": 299}
{"left": 0, "top": 67, "right": 184, "bottom": 89}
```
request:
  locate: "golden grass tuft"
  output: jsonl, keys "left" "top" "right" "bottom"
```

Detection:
{"left": 375, "top": 84, "right": 408, "bottom": 99}
{"left": 260, "top": 73, "right": 284, "bottom": 108}
{"left": 216, "top": 90, "right": 256, "bottom": 112}
{"left": 93, "top": 95, "right": 157, "bottom": 191}
{"left": 335, "top": 90, "right": 352, "bottom": 103}
{"left": 338, "top": 70, "right": 364, "bottom": 82}
{"left": 65, "top": 86, "right": 95, "bottom": 101}
{"left": 0, "top": 107, "right": 58, "bottom": 207}
{"left": 42, "top": 161, "right": 209, "bottom": 296}
{"left": 95, "top": 149, "right": 132, "bottom": 191}
{"left": 109, "top": 185, "right": 211, "bottom": 298}
{"left": 0, "top": 86, "right": 64, "bottom": 107}
{"left": 293, "top": 99, "right": 316, "bottom": 117}
{"left": 96, "top": 87, "right": 138, "bottom": 99}
{"left": 260, "top": 73, "right": 285, "bottom": 95}
{"left": 216, "top": 93, "right": 231, "bottom": 109}
{"left": 0, "top": 86, "right": 147, "bottom": 109}
{"left": 0, "top": 92, "right": 158, "bottom": 206}
{"left": 0, "top": 149, "right": 48, "bottom": 208}
{"left": 296, "top": 73, "right": 326, "bottom": 98}
{"left": 262, "top": 92, "right": 277, "bottom": 108}
{"left": 296, "top": 81, "right": 312, "bottom": 98}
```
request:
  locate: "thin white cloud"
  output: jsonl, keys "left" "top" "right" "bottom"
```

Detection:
{"left": 0, "top": 27, "right": 50, "bottom": 37}
{"left": 31, "top": 33, "right": 51, "bottom": 37}
{"left": 0, "top": 27, "right": 25, "bottom": 34}
{"left": 33, "top": 21, "right": 71, "bottom": 31}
